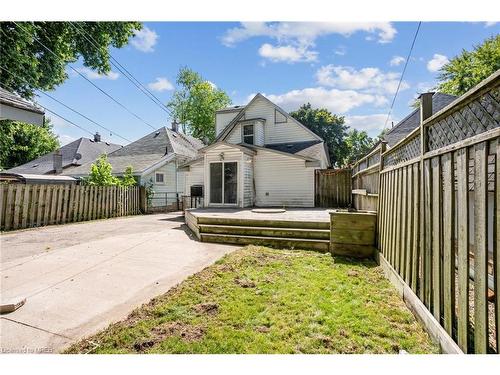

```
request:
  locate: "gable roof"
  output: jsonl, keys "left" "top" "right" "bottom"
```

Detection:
{"left": 6, "top": 137, "right": 122, "bottom": 175}
{"left": 384, "top": 92, "right": 457, "bottom": 147}
{"left": 215, "top": 93, "right": 323, "bottom": 143}
{"left": 64, "top": 127, "right": 205, "bottom": 176}
{"left": 0, "top": 87, "right": 44, "bottom": 115}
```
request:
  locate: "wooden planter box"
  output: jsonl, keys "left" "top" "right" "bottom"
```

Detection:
{"left": 330, "top": 210, "right": 377, "bottom": 258}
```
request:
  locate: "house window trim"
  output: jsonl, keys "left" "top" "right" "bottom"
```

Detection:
{"left": 155, "top": 172, "right": 165, "bottom": 184}
{"left": 275, "top": 108, "right": 288, "bottom": 124}
{"left": 242, "top": 124, "right": 254, "bottom": 145}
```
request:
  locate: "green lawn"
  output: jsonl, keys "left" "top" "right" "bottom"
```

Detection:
{"left": 66, "top": 246, "right": 438, "bottom": 354}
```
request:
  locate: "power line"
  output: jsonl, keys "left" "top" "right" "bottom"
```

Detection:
{"left": 0, "top": 65, "right": 133, "bottom": 143}
{"left": 11, "top": 21, "right": 158, "bottom": 130}
{"left": 0, "top": 82, "right": 95, "bottom": 137}
{"left": 68, "top": 21, "right": 173, "bottom": 117}
{"left": 383, "top": 21, "right": 422, "bottom": 130}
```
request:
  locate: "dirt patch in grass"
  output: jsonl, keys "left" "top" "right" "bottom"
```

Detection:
{"left": 66, "top": 246, "right": 438, "bottom": 354}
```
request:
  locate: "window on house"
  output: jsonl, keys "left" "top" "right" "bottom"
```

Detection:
{"left": 155, "top": 172, "right": 164, "bottom": 184}
{"left": 275, "top": 108, "right": 287, "bottom": 123}
{"left": 243, "top": 124, "right": 254, "bottom": 145}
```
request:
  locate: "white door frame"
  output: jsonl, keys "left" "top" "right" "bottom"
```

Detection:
{"left": 207, "top": 160, "right": 239, "bottom": 207}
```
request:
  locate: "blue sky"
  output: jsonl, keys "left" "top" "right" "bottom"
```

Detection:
{"left": 37, "top": 21, "right": 500, "bottom": 146}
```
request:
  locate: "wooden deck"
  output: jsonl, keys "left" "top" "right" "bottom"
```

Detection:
{"left": 186, "top": 207, "right": 331, "bottom": 223}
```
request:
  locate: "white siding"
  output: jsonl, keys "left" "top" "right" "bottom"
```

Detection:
{"left": 184, "top": 160, "right": 204, "bottom": 195}
{"left": 243, "top": 154, "right": 254, "bottom": 207}
{"left": 255, "top": 120, "right": 264, "bottom": 146}
{"left": 142, "top": 161, "right": 178, "bottom": 193}
{"left": 244, "top": 96, "right": 317, "bottom": 144}
{"left": 254, "top": 150, "right": 315, "bottom": 207}
{"left": 216, "top": 110, "right": 240, "bottom": 137}
{"left": 226, "top": 124, "right": 241, "bottom": 144}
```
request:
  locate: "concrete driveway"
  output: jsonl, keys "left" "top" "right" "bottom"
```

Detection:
{"left": 0, "top": 213, "right": 238, "bottom": 353}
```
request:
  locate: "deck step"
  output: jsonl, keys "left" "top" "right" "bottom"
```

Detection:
{"left": 199, "top": 224, "right": 330, "bottom": 240}
{"left": 196, "top": 216, "right": 330, "bottom": 230}
{"left": 200, "top": 233, "right": 330, "bottom": 252}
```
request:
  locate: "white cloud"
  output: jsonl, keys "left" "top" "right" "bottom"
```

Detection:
{"left": 253, "top": 88, "right": 387, "bottom": 114}
{"left": 131, "top": 26, "right": 158, "bottom": 53}
{"left": 75, "top": 67, "right": 119, "bottom": 80}
{"left": 345, "top": 114, "right": 390, "bottom": 133}
{"left": 334, "top": 46, "right": 347, "bottom": 56}
{"left": 485, "top": 22, "right": 497, "bottom": 27}
{"left": 147, "top": 77, "right": 174, "bottom": 92}
{"left": 315, "top": 65, "right": 409, "bottom": 95}
{"left": 258, "top": 43, "right": 318, "bottom": 63}
{"left": 222, "top": 22, "right": 396, "bottom": 63}
{"left": 222, "top": 22, "right": 397, "bottom": 46}
{"left": 58, "top": 134, "right": 77, "bottom": 146}
{"left": 390, "top": 55, "right": 405, "bottom": 66}
{"left": 427, "top": 54, "right": 449, "bottom": 72}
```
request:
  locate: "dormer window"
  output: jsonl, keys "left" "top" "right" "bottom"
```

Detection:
{"left": 242, "top": 124, "right": 254, "bottom": 145}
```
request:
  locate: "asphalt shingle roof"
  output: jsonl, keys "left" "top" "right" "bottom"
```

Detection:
{"left": 384, "top": 92, "right": 457, "bottom": 147}
{"left": 6, "top": 137, "right": 122, "bottom": 175}
{"left": 64, "top": 127, "right": 204, "bottom": 176}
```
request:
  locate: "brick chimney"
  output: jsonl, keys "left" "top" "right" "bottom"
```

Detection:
{"left": 171, "top": 120, "right": 178, "bottom": 133}
{"left": 94, "top": 132, "right": 101, "bottom": 142}
{"left": 53, "top": 149, "right": 63, "bottom": 174}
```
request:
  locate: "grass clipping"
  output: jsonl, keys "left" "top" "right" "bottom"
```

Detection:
{"left": 66, "top": 246, "right": 438, "bottom": 354}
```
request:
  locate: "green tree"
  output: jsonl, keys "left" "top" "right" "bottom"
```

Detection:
{"left": 437, "top": 34, "right": 500, "bottom": 96}
{"left": 167, "top": 67, "right": 232, "bottom": 142}
{"left": 343, "top": 129, "right": 375, "bottom": 166}
{"left": 0, "top": 21, "right": 142, "bottom": 98}
{"left": 289, "top": 103, "right": 348, "bottom": 167}
{"left": 85, "top": 154, "right": 121, "bottom": 186}
{"left": 0, "top": 118, "right": 60, "bottom": 170}
{"left": 120, "top": 166, "right": 137, "bottom": 187}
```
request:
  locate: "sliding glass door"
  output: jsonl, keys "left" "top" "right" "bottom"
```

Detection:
{"left": 209, "top": 162, "right": 237, "bottom": 205}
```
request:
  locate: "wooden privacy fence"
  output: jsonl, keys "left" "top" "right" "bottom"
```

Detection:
{"left": 378, "top": 71, "right": 500, "bottom": 353}
{"left": 0, "top": 184, "right": 142, "bottom": 231}
{"left": 315, "top": 168, "right": 352, "bottom": 208}
{"left": 351, "top": 144, "right": 385, "bottom": 211}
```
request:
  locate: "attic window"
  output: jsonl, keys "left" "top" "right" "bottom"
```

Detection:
{"left": 242, "top": 124, "right": 254, "bottom": 145}
{"left": 275, "top": 109, "right": 287, "bottom": 124}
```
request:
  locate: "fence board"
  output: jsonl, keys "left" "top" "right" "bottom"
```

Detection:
{"left": 442, "top": 152, "right": 455, "bottom": 335}
{"left": 21, "top": 185, "right": 30, "bottom": 228}
{"left": 315, "top": 169, "right": 352, "bottom": 208}
{"left": 12, "top": 185, "right": 23, "bottom": 230}
{"left": 431, "top": 156, "right": 442, "bottom": 321}
{"left": 456, "top": 147, "right": 469, "bottom": 352}
{"left": 423, "top": 158, "right": 432, "bottom": 308}
{"left": 495, "top": 140, "right": 500, "bottom": 354}
{"left": 473, "top": 141, "right": 489, "bottom": 353}
{"left": 405, "top": 166, "right": 412, "bottom": 284}
{"left": 411, "top": 163, "right": 419, "bottom": 292}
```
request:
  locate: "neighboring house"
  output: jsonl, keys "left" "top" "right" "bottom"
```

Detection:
{"left": 0, "top": 87, "right": 45, "bottom": 126}
{"left": 65, "top": 125, "right": 204, "bottom": 207}
{"left": 384, "top": 92, "right": 457, "bottom": 147}
{"left": 4, "top": 133, "right": 122, "bottom": 176}
{"left": 180, "top": 93, "right": 330, "bottom": 208}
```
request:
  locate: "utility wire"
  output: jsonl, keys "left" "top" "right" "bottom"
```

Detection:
{"left": 0, "top": 65, "right": 132, "bottom": 143}
{"left": 68, "top": 21, "right": 173, "bottom": 117}
{"left": 383, "top": 21, "right": 422, "bottom": 130}
{"left": 12, "top": 21, "right": 158, "bottom": 130}
{"left": 0, "top": 82, "right": 95, "bottom": 137}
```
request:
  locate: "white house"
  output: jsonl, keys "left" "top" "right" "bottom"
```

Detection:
{"left": 180, "top": 93, "right": 330, "bottom": 208}
{"left": 66, "top": 125, "right": 204, "bottom": 208}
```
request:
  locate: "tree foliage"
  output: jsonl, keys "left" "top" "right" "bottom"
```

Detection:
{"left": 167, "top": 67, "right": 232, "bottom": 142}
{"left": 289, "top": 103, "right": 348, "bottom": 167}
{"left": 0, "top": 118, "right": 60, "bottom": 170}
{"left": 0, "top": 21, "right": 142, "bottom": 98}
{"left": 121, "top": 166, "right": 137, "bottom": 187}
{"left": 343, "top": 129, "right": 376, "bottom": 166}
{"left": 437, "top": 34, "right": 500, "bottom": 96}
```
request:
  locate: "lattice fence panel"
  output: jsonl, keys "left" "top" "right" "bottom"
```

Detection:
{"left": 383, "top": 135, "right": 421, "bottom": 168}
{"left": 427, "top": 88, "right": 500, "bottom": 151}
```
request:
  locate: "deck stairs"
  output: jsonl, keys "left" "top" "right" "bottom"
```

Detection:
{"left": 194, "top": 216, "right": 331, "bottom": 252}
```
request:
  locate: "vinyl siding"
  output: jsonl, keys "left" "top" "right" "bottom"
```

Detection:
{"left": 254, "top": 149, "right": 315, "bottom": 207}
{"left": 216, "top": 111, "right": 240, "bottom": 137}
{"left": 141, "top": 161, "right": 181, "bottom": 207}
{"left": 226, "top": 125, "right": 242, "bottom": 144}
{"left": 243, "top": 154, "right": 254, "bottom": 207}
{"left": 184, "top": 160, "right": 204, "bottom": 195}
{"left": 244, "top": 96, "right": 317, "bottom": 144}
